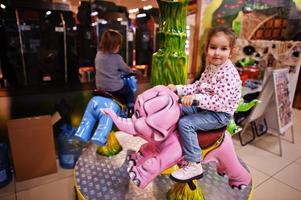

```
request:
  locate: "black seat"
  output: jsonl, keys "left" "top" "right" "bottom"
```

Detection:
{"left": 93, "top": 89, "right": 126, "bottom": 105}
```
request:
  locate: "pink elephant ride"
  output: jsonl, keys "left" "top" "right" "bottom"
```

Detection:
{"left": 102, "top": 85, "right": 252, "bottom": 193}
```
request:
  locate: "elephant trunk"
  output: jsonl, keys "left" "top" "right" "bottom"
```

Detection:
{"left": 110, "top": 115, "right": 137, "bottom": 136}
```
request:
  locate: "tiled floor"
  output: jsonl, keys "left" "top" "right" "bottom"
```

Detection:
{"left": 234, "top": 108, "right": 301, "bottom": 200}
{"left": 0, "top": 103, "right": 301, "bottom": 199}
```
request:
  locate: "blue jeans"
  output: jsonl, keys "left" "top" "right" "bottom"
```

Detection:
{"left": 178, "top": 106, "right": 232, "bottom": 162}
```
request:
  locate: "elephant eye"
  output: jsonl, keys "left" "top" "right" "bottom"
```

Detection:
{"left": 135, "top": 110, "right": 140, "bottom": 118}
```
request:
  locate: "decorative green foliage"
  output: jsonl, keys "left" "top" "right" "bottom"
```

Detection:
{"left": 151, "top": 0, "right": 188, "bottom": 86}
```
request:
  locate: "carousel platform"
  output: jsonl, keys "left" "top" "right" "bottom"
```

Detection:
{"left": 74, "top": 132, "right": 254, "bottom": 200}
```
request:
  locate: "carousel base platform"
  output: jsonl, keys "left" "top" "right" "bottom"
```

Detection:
{"left": 74, "top": 132, "right": 254, "bottom": 200}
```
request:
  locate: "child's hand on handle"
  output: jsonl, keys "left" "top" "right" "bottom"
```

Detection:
{"left": 167, "top": 84, "right": 177, "bottom": 93}
{"left": 132, "top": 69, "right": 143, "bottom": 78}
{"left": 179, "top": 95, "right": 199, "bottom": 106}
{"left": 181, "top": 95, "right": 195, "bottom": 106}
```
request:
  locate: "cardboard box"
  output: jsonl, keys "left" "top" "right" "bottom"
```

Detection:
{"left": 7, "top": 115, "right": 57, "bottom": 181}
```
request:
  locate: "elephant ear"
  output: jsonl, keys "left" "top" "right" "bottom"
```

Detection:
{"left": 144, "top": 93, "right": 180, "bottom": 142}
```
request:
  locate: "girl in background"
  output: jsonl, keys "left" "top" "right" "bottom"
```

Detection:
{"left": 95, "top": 29, "right": 135, "bottom": 116}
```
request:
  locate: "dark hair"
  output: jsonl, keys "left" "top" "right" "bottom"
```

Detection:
{"left": 205, "top": 26, "right": 237, "bottom": 51}
{"left": 98, "top": 29, "right": 122, "bottom": 53}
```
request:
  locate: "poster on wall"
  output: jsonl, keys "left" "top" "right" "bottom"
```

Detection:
{"left": 273, "top": 68, "right": 293, "bottom": 135}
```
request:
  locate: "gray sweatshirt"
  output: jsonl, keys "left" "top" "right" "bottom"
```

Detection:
{"left": 95, "top": 51, "right": 133, "bottom": 91}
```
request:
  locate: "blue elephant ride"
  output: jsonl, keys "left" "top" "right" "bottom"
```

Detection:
{"left": 74, "top": 73, "right": 137, "bottom": 156}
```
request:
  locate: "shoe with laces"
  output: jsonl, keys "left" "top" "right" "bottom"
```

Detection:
{"left": 170, "top": 162, "right": 203, "bottom": 182}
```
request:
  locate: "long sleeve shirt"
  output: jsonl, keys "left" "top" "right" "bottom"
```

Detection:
{"left": 95, "top": 51, "right": 133, "bottom": 91}
{"left": 176, "top": 59, "right": 241, "bottom": 115}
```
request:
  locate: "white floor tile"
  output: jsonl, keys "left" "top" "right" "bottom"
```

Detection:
{"left": 274, "top": 162, "right": 301, "bottom": 192}
{"left": 247, "top": 165, "right": 270, "bottom": 188}
{"left": 253, "top": 177, "right": 301, "bottom": 200}
{"left": 236, "top": 144, "right": 291, "bottom": 176}
{"left": 232, "top": 137, "right": 244, "bottom": 151}
{"left": 251, "top": 133, "right": 301, "bottom": 161}
{"left": 295, "top": 157, "right": 301, "bottom": 165}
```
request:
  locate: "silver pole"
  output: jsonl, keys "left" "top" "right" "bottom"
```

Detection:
{"left": 15, "top": 9, "right": 27, "bottom": 86}
{"left": 278, "top": 133, "right": 283, "bottom": 157}
{"left": 60, "top": 13, "right": 68, "bottom": 83}
{"left": 126, "top": 23, "right": 129, "bottom": 64}
{"left": 291, "top": 126, "right": 295, "bottom": 144}
{"left": 95, "top": 18, "right": 99, "bottom": 48}
{"left": 153, "top": 23, "right": 157, "bottom": 52}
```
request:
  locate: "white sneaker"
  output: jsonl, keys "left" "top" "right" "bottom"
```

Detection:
{"left": 170, "top": 162, "right": 203, "bottom": 182}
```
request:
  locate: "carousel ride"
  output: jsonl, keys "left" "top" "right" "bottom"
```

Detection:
{"left": 73, "top": 85, "right": 255, "bottom": 200}
{"left": 72, "top": 1, "right": 256, "bottom": 199}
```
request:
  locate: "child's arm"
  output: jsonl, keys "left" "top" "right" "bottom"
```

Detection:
{"left": 195, "top": 69, "right": 241, "bottom": 112}
{"left": 117, "top": 54, "right": 134, "bottom": 74}
{"left": 167, "top": 68, "right": 211, "bottom": 96}
{"left": 174, "top": 67, "right": 210, "bottom": 96}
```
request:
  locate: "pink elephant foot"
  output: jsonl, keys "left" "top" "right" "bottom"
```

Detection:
{"left": 128, "top": 157, "right": 160, "bottom": 188}
{"left": 128, "top": 156, "right": 179, "bottom": 189}
{"left": 216, "top": 166, "right": 226, "bottom": 177}
{"left": 126, "top": 143, "right": 158, "bottom": 172}
{"left": 228, "top": 169, "right": 251, "bottom": 190}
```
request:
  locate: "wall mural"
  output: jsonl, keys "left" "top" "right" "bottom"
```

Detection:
{"left": 200, "top": 0, "right": 300, "bottom": 38}
{"left": 211, "top": 0, "right": 244, "bottom": 27}
{"left": 232, "top": 39, "right": 301, "bottom": 69}
{"left": 203, "top": 0, "right": 301, "bottom": 37}
{"left": 196, "top": 0, "right": 301, "bottom": 70}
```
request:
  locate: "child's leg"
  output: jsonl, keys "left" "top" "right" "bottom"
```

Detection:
{"left": 170, "top": 109, "right": 231, "bottom": 182}
{"left": 180, "top": 106, "right": 200, "bottom": 117}
{"left": 111, "top": 84, "right": 135, "bottom": 117}
{"left": 179, "top": 109, "right": 231, "bottom": 162}
{"left": 113, "top": 84, "right": 135, "bottom": 107}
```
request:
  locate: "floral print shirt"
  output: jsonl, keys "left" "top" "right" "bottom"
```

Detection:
{"left": 176, "top": 59, "right": 241, "bottom": 115}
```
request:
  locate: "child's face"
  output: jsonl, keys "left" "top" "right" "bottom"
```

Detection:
{"left": 207, "top": 32, "right": 232, "bottom": 66}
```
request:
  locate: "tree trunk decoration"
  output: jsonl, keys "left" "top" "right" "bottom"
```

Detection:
{"left": 151, "top": 0, "right": 188, "bottom": 86}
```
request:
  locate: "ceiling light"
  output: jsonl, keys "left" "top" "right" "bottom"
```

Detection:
{"left": 46, "top": 11, "right": 52, "bottom": 15}
{"left": 91, "top": 11, "right": 98, "bottom": 16}
{"left": 129, "top": 8, "right": 139, "bottom": 14}
{"left": 137, "top": 13, "right": 146, "bottom": 18}
{"left": 0, "top": 4, "right": 6, "bottom": 9}
{"left": 143, "top": 5, "right": 152, "bottom": 10}
{"left": 98, "top": 19, "right": 107, "bottom": 24}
